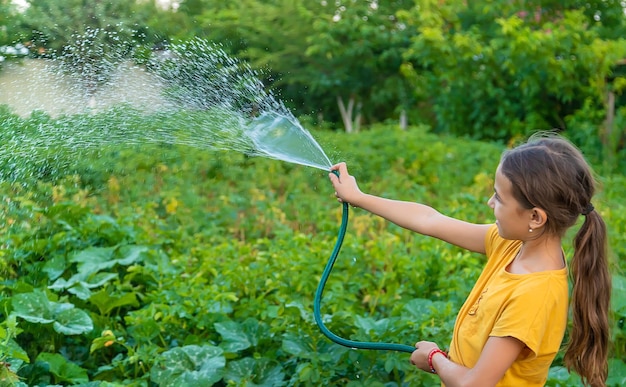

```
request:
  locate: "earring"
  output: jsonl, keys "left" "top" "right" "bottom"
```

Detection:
{"left": 529, "top": 228, "right": 533, "bottom": 233}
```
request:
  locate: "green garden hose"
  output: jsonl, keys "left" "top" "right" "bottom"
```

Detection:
{"left": 313, "top": 171, "right": 415, "bottom": 353}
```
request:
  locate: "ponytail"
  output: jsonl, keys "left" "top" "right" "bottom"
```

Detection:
{"left": 564, "top": 210, "right": 610, "bottom": 387}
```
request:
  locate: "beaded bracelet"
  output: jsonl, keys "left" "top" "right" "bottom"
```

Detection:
{"left": 428, "top": 348, "right": 447, "bottom": 373}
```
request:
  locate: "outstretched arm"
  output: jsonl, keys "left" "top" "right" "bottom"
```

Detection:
{"left": 329, "top": 162, "right": 491, "bottom": 254}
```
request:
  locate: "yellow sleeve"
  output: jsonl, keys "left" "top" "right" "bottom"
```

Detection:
{"left": 484, "top": 224, "right": 500, "bottom": 258}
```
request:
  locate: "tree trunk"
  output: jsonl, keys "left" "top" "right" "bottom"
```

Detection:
{"left": 602, "top": 89, "right": 616, "bottom": 169}
{"left": 88, "top": 94, "right": 97, "bottom": 111}
{"left": 337, "top": 95, "right": 363, "bottom": 133}
{"left": 400, "top": 109, "right": 407, "bottom": 130}
{"left": 337, "top": 95, "right": 354, "bottom": 133}
{"left": 354, "top": 100, "right": 362, "bottom": 133}
{"left": 604, "top": 89, "right": 615, "bottom": 143}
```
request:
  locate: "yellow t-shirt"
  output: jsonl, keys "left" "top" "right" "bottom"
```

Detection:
{"left": 447, "top": 224, "right": 568, "bottom": 386}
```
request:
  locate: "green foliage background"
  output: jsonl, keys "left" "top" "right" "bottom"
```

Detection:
{"left": 2, "top": 0, "right": 626, "bottom": 167}
{"left": 0, "top": 109, "right": 625, "bottom": 386}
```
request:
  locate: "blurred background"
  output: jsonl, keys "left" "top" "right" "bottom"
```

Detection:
{"left": 1, "top": 0, "right": 625, "bottom": 172}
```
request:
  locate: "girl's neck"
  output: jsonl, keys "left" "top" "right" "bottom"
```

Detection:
{"left": 509, "top": 236, "right": 565, "bottom": 274}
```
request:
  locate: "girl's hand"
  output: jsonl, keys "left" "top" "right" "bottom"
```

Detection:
{"left": 410, "top": 341, "right": 439, "bottom": 372}
{"left": 329, "top": 162, "right": 363, "bottom": 206}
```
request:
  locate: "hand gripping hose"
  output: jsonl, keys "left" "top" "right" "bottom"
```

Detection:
{"left": 313, "top": 171, "right": 415, "bottom": 353}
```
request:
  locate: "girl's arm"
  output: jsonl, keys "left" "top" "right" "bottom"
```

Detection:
{"left": 412, "top": 336, "right": 525, "bottom": 387}
{"left": 329, "top": 162, "right": 491, "bottom": 254}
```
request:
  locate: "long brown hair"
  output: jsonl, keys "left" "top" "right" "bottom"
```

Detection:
{"left": 500, "top": 134, "right": 610, "bottom": 387}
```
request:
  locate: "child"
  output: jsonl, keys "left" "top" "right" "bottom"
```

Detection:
{"left": 328, "top": 134, "right": 610, "bottom": 387}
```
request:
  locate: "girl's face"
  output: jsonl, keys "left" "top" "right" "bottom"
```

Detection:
{"left": 487, "top": 164, "right": 531, "bottom": 240}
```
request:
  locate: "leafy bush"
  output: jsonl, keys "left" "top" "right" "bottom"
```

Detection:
{"left": 0, "top": 110, "right": 624, "bottom": 386}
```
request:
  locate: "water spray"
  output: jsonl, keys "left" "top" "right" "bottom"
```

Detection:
{"left": 313, "top": 170, "right": 415, "bottom": 353}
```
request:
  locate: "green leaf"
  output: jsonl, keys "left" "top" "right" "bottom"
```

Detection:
{"left": 224, "top": 357, "right": 255, "bottom": 383}
{"left": 354, "top": 316, "right": 392, "bottom": 336}
{"left": 89, "top": 289, "right": 138, "bottom": 316}
{"left": 82, "top": 272, "right": 119, "bottom": 289}
{"left": 402, "top": 298, "right": 435, "bottom": 320}
{"left": 11, "top": 291, "right": 93, "bottom": 335}
{"left": 53, "top": 307, "right": 93, "bottom": 335}
{"left": 0, "top": 363, "right": 21, "bottom": 385}
{"left": 11, "top": 291, "right": 56, "bottom": 324}
{"left": 255, "top": 362, "right": 286, "bottom": 387}
{"left": 546, "top": 366, "right": 582, "bottom": 386}
{"left": 224, "top": 357, "right": 285, "bottom": 387}
{"left": 66, "top": 282, "right": 92, "bottom": 300}
{"left": 50, "top": 272, "right": 119, "bottom": 300}
{"left": 608, "top": 358, "right": 626, "bottom": 386}
{"left": 611, "top": 274, "right": 626, "bottom": 315}
{"left": 36, "top": 352, "right": 89, "bottom": 384}
{"left": 215, "top": 321, "right": 252, "bottom": 352}
{"left": 384, "top": 357, "right": 397, "bottom": 373}
{"left": 281, "top": 335, "right": 309, "bottom": 357}
{"left": 215, "top": 318, "right": 265, "bottom": 353}
{"left": 70, "top": 247, "right": 116, "bottom": 274}
{"left": 116, "top": 245, "right": 148, "bottom": 266}
{"left": 127, "top": 317, "right": 161, "bottom": 342}
{"left": 0, "top": 338, "right": 30, "bottom": 363}
{"left": 70, "top": 245, "right": 147, "bottom": 276}
{"left": 42, "top": 255, "right": 67, "bottom": 281}
{"left": 150, "top": 345, "right": 225, "bottom": 386}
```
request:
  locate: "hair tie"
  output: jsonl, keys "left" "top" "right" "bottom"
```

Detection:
{"left": 582, "top": 203, "right": 594, "bottom": 216}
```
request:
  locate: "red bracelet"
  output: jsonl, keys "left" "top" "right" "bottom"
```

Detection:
{"left": 428, "top": 348, "right": 447, "bottom": 373}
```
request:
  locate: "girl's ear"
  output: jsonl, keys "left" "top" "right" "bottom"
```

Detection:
{"left": 529, "top": 207, "right": 548, "bottom": 229}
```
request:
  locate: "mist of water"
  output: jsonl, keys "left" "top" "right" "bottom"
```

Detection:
{"left": 151, "top": 37, "right": 332, "bottom": 170}
{"left": 0, "top": 32, "right": 333, "bottom": 183}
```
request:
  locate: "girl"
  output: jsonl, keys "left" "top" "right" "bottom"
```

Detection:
{"left": 328, "top": 134, "right": 610, "bottom": 387}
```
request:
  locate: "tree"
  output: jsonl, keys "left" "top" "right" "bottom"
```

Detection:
{"left": 15, "top": 0, "right": 150, "bottom": 55}
{"left": 398, "top": 0, "right": 626, "bottom": 144}
{"left": 0, "top": 0, "right": 17, "bottom": 46}
{"left": 179, "top": 0, "right": 415, "bottom": 132}
{"left": 0, "top": 0, "right": 25, "bottom": 70}
{"left": 305, "top": 0, "right": 415, "bottom": 132}
{"left": 517, "top": 0, "right": 626, "bottom": 40}
{"left": 187, "top": 1, "right": 330, "bottom": 124}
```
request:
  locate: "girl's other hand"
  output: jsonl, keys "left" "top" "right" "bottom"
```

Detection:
{"left": 410, "top": 341, "right": 439, "bottom": 372}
